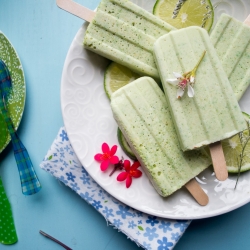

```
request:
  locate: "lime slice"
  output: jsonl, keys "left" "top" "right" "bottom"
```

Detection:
{"left": 117, "top": 127, "right": 137, "bottom": 161}
{"left": 153, "top": 0, "right": 214, "bottom": 32}
{"left": 104, "top": 62, "right": 140, "bottom": 99}
{"left": 222, "top": 112, "right": 250, "bottom": 173}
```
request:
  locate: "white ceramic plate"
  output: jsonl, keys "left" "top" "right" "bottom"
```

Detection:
{"left": 61, "top": 0, "right": 250, "bottom": 219}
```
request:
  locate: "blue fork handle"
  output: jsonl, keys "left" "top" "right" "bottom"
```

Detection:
{"left": 10, "top": 131, "right": 42, "bottom": 195}
{"left": 0, "top": 97, "right": 42, "bottom": 195}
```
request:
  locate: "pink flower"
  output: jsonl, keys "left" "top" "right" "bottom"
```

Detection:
{"left": 117, "top": 160, "right": 142, "bottom": 188}
{"left": 94, "top": 143, "right": 119, "bottom": 171}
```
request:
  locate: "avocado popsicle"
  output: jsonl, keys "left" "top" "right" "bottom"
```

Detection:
{"left": 153, "top": 26, "right": 246, "bottom": 181}
{"left": 111, "top": 76, "right": 210, "bottom": 204}
{"left": 210, "top": 13, "right": 250, "bottom": 101}
{"left": 57, "top": 0, "right": 175, "bottom": 81}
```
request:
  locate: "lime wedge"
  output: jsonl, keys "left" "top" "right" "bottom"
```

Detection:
{"left": 117, "top": 127, "right": 137, "bottom": 161}
{"left": 153, "top": 0, "right": 214, "bottom": 32}
{"left": 104, "top": 62, "right": 140, "bottom": 99}
{"left": 222, "top": 112, "right": 250, "bottom": 173}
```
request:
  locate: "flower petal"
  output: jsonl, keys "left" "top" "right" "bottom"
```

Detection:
{"left": 94, "top": 153, "right": 103, "bottom": 161}
{"left": 123, "top": 160, "right": 131, "bottom": 172}
{"left": 131, "top": 169, "right": 142, "bottom": 178}
{"left": 173, "top": 72, "right": 182, "bottom": 78}
{"left": 190, "top": 75, "right": 195, "bottom": 83}
{"left": 187, "top": 85, "right": 195, "bottom": 97}
{"left": 110, "top": 145, "right": 118, "bottom": 156}
{"left": 126, "top": 175, "right": 132, "bottom": 188}
{"left": 131, "top": 161, "right": 141, "bottom": 170}
{"left": 166, "top": 78, "right": 179, "bottom": 85}
{"left": 102, "top": 143, "right": 110, "bottom": 154}
{"left": 110, "top": 155, "right": 119, "bottom": 164}
{"left": 117, "top": 172, "right": 128, "bottom": 182}
{"left": 100, "top": 160, "right": 109, "bottom": 171}
{"left": 177, "top": 88, "right": 184, "bottom": 99}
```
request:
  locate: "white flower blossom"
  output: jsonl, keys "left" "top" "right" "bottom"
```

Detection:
{"left": 166, "top": 72, "right": 195, "bottom": 99}
{"left": 166, "top": 50, "right": 206, "bottom": 99}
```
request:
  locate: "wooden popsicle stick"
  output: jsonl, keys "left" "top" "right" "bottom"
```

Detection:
{"left": 244, "top": 15, "right": 250, "bottom": 26}
{"left": 185, "top": 178, "right": 209, "bottom": 206}
{"left": 209, "top": 141, "right": 228, "bottom": 181}
{"left": 56, "top": 0, "right": 95, "bottom": 22}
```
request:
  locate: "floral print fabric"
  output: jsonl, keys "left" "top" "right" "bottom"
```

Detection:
{"left": 40, "top": 127, "right": 190, "bottom": 250}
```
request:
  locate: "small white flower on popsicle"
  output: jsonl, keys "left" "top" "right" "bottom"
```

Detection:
{"left": 166, "top": 50, "right": 206, "bottom": 99}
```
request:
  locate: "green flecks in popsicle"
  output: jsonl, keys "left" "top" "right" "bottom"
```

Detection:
{"left": 0, "top": 177, "right": 18, "bottom": 245}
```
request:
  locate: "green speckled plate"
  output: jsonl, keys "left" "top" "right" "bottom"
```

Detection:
{"left": 0, "top": 31, "right": 26, "bottom": 153}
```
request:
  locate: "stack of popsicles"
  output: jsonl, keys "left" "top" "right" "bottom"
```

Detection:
{"left": 57, "top": 0, "right": 250, "bottom": 205}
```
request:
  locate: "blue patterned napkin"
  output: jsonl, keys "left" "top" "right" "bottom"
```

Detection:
{"left": 40, "top": 127, "right": 190, "bottom": 249}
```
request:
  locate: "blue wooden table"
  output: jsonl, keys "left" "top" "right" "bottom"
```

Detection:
{"left": 1, "top": 0, "right": 250, "bottom": 249}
